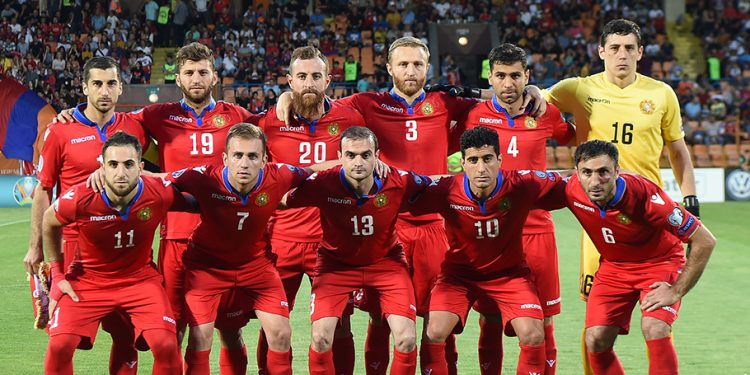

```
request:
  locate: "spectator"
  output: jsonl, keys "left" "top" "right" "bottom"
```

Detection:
{"left": 264, "top": 89, "right": 277, "bottom": 110}
{"left": 330, "top": 60, "right": 344, "bottom": 82}
{"left": 173, "top": 0, "right": 189, "bottom": 46}
{"left": 235, "top": 89, "right": 251, "bottom": 111}
{"left": 131, "top": 61, "right": 144, "bottom": 84}
{"left": 685, "top": 96, "right": 704, "bottom": 120}
{"left": 344, "top": 54, "right": 359, "bottom": 82}
{"left": 163, "top": 53, "right": 176, "bottom": 84}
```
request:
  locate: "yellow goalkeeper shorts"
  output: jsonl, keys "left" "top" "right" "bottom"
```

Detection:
{"left": 579, "top": 230, "right": 601, "bottom": 301}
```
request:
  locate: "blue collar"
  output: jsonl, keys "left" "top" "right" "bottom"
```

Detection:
{"left": 490, "top": 95, "right": 520, "bottom": 128}
{"left": 73, "top": 103, "right": 117, "bottom": 141}
{"left": 339, "top": 167, "right": 383, "bottom": 207}
{"left": 294, "top": 98, "right": 332, "bottom": 134}
{"left": 389, "top": 88, "right": 426, "bottom": 115}
{"left": 100, "top": 178, "right": 143, "bottom": 220}
{"left": 462, "top": 173, "right": 503, "bottom": 213}
{"left": 595, "top": 176, "right": 626, "bottom": 218}
{"left": 180, "top": 97, "right": 217, "bottom": 126}
{"left": 222, "top": 166, "right": 263, "bottom": 205}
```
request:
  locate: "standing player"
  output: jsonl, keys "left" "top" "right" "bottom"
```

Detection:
{"left": 42, "top": 132, "right": 185, "bottom": 375}
{"left": 284, "top": 126, "right": 431, "bottom": 375}
{"left": 166, "top": 123, "right": 312, "bottom": 375}
{"left": 412, "top": 126, "right": 565, "bottom": 375}
{"left": 536, "top": 19, "right": 698, "bottom": 372}
{"left": 464, "top": 44, "right": 574, "bottom": 374}
{"left": 258, "top": 46, "right": 365, "bottom": 374}
{"left": 563, "top": 140, "right": 715, "bottom": 374}
{"left": 26, "top": 56, "right": 148, "bottom": 374}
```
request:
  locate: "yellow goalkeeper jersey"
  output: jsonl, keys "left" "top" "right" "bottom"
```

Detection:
{"left": 546, "top": 72, "right": 684, "bottom": 186}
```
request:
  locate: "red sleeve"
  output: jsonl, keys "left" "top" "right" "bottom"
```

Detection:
{"left": 124, "top": 108, "right": 149, "bottom": 136}
{"left": 285, "top": 172, "right": 325, "bottom": 209}
{"left": 545, "top": 104, "right": 575, "bottom": 145}
{"left": 52, "top": 187, "right": 78, "bottom": 226}
{"left": 533, "top": 172, "right": 568, "bottom": 211}
{"left": 333, "top": 93, "right": 365, "bottom": 113}
{"left": 641, "top": 182, "right": 701, "bottom": 242}
{"left": 445, "top": 95, "right": 479, "bottom": 154}
{"left": 274, "top": 163, "right": 312, "bottom": 191}
{"left": 406, "top": 176, "right": 450, "bottom": 215}
{"left": 166, "top": 166, "right": 208, "bottom": 195}
{"left": 239, "top": 105, "right": 264, "bottom": 124}
{"left": 257, "top": 107, "right": 273, "bottom": 131}
{"left": 37, "top": 126, "right": 63, "bottom": 189}
{"left": 399, "top": 169, "right": 433, "bottom": 204}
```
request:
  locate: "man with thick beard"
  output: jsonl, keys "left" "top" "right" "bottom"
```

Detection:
{"left": 256, "top": 46, "right": 365, "bottom": 374}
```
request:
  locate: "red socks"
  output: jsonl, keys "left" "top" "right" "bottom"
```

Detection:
{"left": 517, "top": 343, "right": 545, "bottom": 375}
{"left": 477, "top": 319, "right": 503, "bottom": 375}
{"left": 333, "top": 333, "right": 355, "bottom": 375}
{"left": 419, "top": 341, "right": 448, "bottom": 375}
{"left": 364, "top": 321, "right": 391, "bottom": 374}
{"left": 646, "top": 337, "right": 678, "bottom": 375}
{"left": 445, "top": 334, "right": 458, "bottom": 375}
{"left": 267, "top": 349, "right": 292, "bottom": 375}
{"left": 587, "top": 348, "right": 625, "bottom": 375}
{"left": 257, "top": 330, "right": 269, "bottom": 375}
{"left": 219, "top": 346, "right": 248, "bottom": 375}
{"left": 45, "top": 334, "right": 79, "bottom": 375}
{"left": 545, "top": 323, "right": 557, "bottom": 375}
{"left": 390, "top": 349, "right": 416, "bottom": 375}
{"left": 109, "top": 341, "right": 138, "bottom": 375}
{"left": 185, "top": 349, "right": 211, "bottom": 375}
{"left": 309, "top": 346, "right": 335, "bottom": 375}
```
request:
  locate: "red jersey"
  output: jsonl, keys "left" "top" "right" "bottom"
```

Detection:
{"left": 260, "top": 100, "right": 365, "bottom": 243}
{"left": 466, "top": 98, "right": 574, "bottom": 234}
{"left": 126, "top": 99, "right": 262, "bottom": 240}
{"left": 168, "top": 163, "right": 309, "bottom": 268}
{"left": 336, "top": 90, "right": 477, "bottom": 226}
{"left": 563, "top": 173, "right": 700, "bottom": 265}
{"left": 410, "top": 170, "right": 566, "bottom": 278}
{"left": 285, "top": 166, "right": 432, "bottom": 266}
{"left": 52, "top": 177, "right": 186, "bottom": 283}
{"left": 38, "top": 104, "right": 148, "bottom": 237}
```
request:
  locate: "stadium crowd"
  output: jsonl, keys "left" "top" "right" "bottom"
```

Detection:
{"left": 0, "top": 0, "right": 747, "bottom": 144}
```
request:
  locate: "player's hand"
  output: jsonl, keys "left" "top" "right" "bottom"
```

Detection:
{"left": 85, "top": 167, "right": 105, "bottom": 193}
{"left": 53, "top": 108, "right": 76, "bottom": 124}
{"left": 56, "top": 279, "right": 79, "bottom": 303}
{"left": 24, "top": 246, "right": 44, "bottom": 275}
{"left": 275, "top": 92, "right": 294, "bottom": 126}
{"left": 641, "top": 281, "right": 680, "bottom": 312}
{"left": 521, "top": 85, "right": 547, "bottom": 117}
{"left": 682, "top": 195, "right": 700, "bottom": 218}
{"left": 424, "top": 84, "right": 453, "bottom": 93}
{"left": 374, "top": 160, "right": 389, "bottom": 178}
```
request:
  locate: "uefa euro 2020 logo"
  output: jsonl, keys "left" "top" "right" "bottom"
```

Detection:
{"left": 13, "top": 176, "right": 38, "bottom": 207}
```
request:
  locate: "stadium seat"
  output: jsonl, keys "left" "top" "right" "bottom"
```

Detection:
{"left": 347, "top": 47, "right": 361, "bottom": 61}
{"left": 692, "top": 144, "right": 712, "bottom": 167}
{"left": 708, "top": 144, "right": 726, "bottom": 167}
{"left": 222, "top": 77, "right": 235, "bottom": 85}
{"left": 555, "top": 146, "right": 573, "bottom": 168}
{"left": 724, "top": 145, "right": 740, "bottom": 167}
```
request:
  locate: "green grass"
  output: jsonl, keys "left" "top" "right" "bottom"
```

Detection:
{"left": 0, "top": 203, "right": 748, "bottom": 374}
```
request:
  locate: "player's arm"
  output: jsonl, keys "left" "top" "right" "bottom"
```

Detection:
{"left": 42, "top": 204, "right": 79, "bottom": 303}
{"left": 26, "top": 184, "right": 54, "bottom": 274}
{"left": 661, "top": 85, "right": 699, "bottom": 217}
{"left": 641, "top": 224, "right": 716, "bottom": 312}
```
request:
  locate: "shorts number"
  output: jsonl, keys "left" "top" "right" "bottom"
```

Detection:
{"left": 190, "top": 133, "right": 214, "bottom": 155}
{"left": 611, "top": 122, "right": 633, "bottom": 145}
{"left": 351, "top": 215, "right": 374, "bottom": 236}
{"left": 474, "top": 218, "right": 500, "bottom": 239}
{"left": 601, "top": 227, "right": 616, "bottom": 244}
{"left": 309, "top": 293, "right": 316, "bottom": 316}
{"left": 405, "top": 120, "right": 418, "bottom": 141}
{"left": 507, "top": 135, "right": 519, "bottom": 157}
{"left": 581, "top": 274, "right": 594, "bottom": 296}
{"left": 299, "top": 142, "right": 327, "bottom": 164}
{"left": 49, "top": 306, "right": 60, "bottom": 329}
{"left": 114, "top": 230, "right": 135, "bottom": 249}
{"left": 236, "top": 212, "right": 249, "bottom": 230}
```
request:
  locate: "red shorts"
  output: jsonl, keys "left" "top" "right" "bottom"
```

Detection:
{"left": 184, "top": 258, "right": 289, "bottom": 327}
{"left": 430, "top": 267, "right": 543, "bottom": 335}
{"left": 311, "top": 256, "right": 416, "bottom": 322}
{"left": 474, "top": 233, "right": 561, "bottom": 317}
{"left": 271, "top": 238, "right": 318, "bottom": 311}
{"left": 586, "top": 262, "right": 682, "bottom": 334}
{"left": 157, "top": 238, "right": 188, "bottom": 327}
{"left": 214, "top": 288, "right": 255, "bottom": 331}
{"left": 396, "top": 223, "right": 448, "bottom": 316}
{"left": 48, "top": 270, "right": 176, "bottom": 349}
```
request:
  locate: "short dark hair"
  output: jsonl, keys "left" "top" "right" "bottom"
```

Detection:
{"left": 340, "top": 126, "right": 378, "bottom": 151}
{"left": 225, "top": 123, "right": 267, "bottom": 154}
{"left": 488, "top": 43, "right": 528, "bottom": 71}
{"left": 574, "top": 140, "right": 619, "bottom": 167}
{"left": 600, "top": 19, "right": 642, "bottom": 47}
{"left": 176, "top": 42, "right": 215, "bottom": 72}
{"left": 102, "top": 131, "right": 142, "bottom": 160}
{"left": 83, "top": 56, "right": 121, "bottom": 83}
{"left": 460, "top": 126, "right": 500, "bottom": 157}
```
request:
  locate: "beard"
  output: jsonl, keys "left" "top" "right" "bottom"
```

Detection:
{"left": 180, "top": 82, "right": 214, "bottom": 105}
{"left": 90, "top": 98, "right": 115, "bottom": 113}
{"left": 497, "top": 89, "right": 522, "bottom": 105}
{"left": 106, "top": 178, "right": 139, "bottom": 198}
{"left": 393, "top": 74, "right": 426, "bottom": 97}
{"left": 292, "top": 89, "right": 325, "bottom": 119}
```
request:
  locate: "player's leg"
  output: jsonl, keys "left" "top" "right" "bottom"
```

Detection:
{"left": 385, "top": 314, "right": 417, "bottom": 375}
{"left": 421, "top": 311, "right": 461, "bottom": 375}
{"left": 310, "top": 317, "right": 340, "bottom": 375}
{"left": 638, "top": 267, "right": 682, "bottom": 375}
{"left": 101, "top": 312, "right": 139, "bottom": 375}
{"left": 477, "top": 312, "right": 504, "bottom": 375}
{"left": 45, "top": 333, "right": 81, "bottom": 375}
{"left": 218, "top": 327, "right": 247, "bottom": 375}
{"left": 584, "top": 326, "right": 622, "bottom": 375}
{"left": 579, "top": 232, "right": 600, "bottom": 375}
{"left": 255, "top": 310, "right": 292, "bottom": 375}
{"left": 141, "top": 329, "right": 181, "bottom": 375}
{"left": 333, "top": 312, "right": 355, "bottom": 375}
{"left": 185, "top": 322, "right": 216, "bottom": 375}
{"left": 508, "top": 317, "right": 546, "bottom": 375}
{"left": 182, "top": 264, "right": 226, "bottom": 375}
{"left": 363, "top": 293, "right": 391, "bottom": 375}
{"left": 157, "top": 238, "right": 189, "bottom": 347}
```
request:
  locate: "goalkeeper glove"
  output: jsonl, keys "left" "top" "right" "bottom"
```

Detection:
{"left": 682, "top": 195, "right": 700, "bottom": 218}
{"left": 424, "top": 84, "right": 482, "bottom": 98}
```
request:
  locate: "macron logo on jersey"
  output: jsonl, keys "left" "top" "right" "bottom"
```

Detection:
{"left": 450, "top": 204, "right": 474, "bottom": 211}
{"left": 89, "top": 214, "right": 117, "bottom": 221}
{"left": 279, "top": 125, "right": 305, "bottom": 132}
{"left": 169, "top": 115, "right": 193, "bottom": 123}
{"left": 211, "top": 193, "right": 237, "bottom": 202}
{"left": 479, "top": 117, "right": 504, "bottom": 125}
{"left": 520, "top": 303, "right": 542, "bottom": 310}
{"left": 650, "top": 193, "right": 665, "bottom": 205}
{"left": 573, "top": 201, "right": 596, "bottom": 213}
{"left": 327, "top": 197, "right": 353, "bottom": 205}
{"left": 587, "top": 97, "right": 611, "bottom": 104}
{"left": 70, "top": 135, "right": 96, "bottom": 145}
{"left": 381, "top": 103, "right": 404, "bottom": 113}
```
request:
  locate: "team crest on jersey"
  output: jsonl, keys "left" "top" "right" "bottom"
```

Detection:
{"left": 524, "top": 117, "right": 537, "bottom": 129}
{"left": 213, "top": 115, "right": 226, "bottom": 127}
{"left": 255, "top": 192, "right": 269, "bottom": 206}
{"left": 327, "top": 123, "right": 340, "bottom": 136}
{"left": 616, "top": 213, "right": 631, "bottom": 225}
{"left": 374, "top": 193, "right": 388, "bottom": 207}
{"left": 498, "top": 197, "right": 512, "bottom": 211}
{"left": 137, "top": 207, "right": 152, "bottom": 221}
{"left": 639, "top": 100, "right": 655, "bottom": 114}
{"left": 421, "top": 102, "right": 434, "bottom": 115}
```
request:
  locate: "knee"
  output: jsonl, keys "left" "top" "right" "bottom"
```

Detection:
{"left": 393, "top": 330, "right": 416, "bottom": 352}
{"left": 425, "top": 324, "right": 450, "bottom": 344}
{"left": 265, "top": 325, "right": 292, "bottom": 351}
{"left": 585, "top": 329, "right": 614, "bottom": 352}
{"left": 47, "top": 335, "right": 79, "bottom": 356}
{"left": 642, "top": 319, "right": 672, "bottom": 340}
{"left": 311, "top": 329, "right": 333, "bottom": 353}
{"left": 517, "top": 326, "right": 545, "bottom": 346}
{"left": 218, "top": 328, "right": 244, "bottom": 349}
